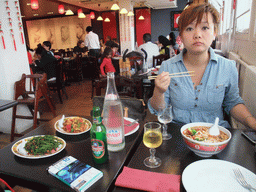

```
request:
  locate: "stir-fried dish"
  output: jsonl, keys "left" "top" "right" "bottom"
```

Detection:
{"left": 183, "top": 126, "right": 229, "bottom": 143}
{"left": 24, "top": 135, "right": 62, "bottom": 155}
{"left": 62, "top": 117, "right": 90, "bottom": 133}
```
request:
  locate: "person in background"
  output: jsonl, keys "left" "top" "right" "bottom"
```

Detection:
{"left": 111, "top": 43, "right": 120, "bottom": 57}
{"left": 149, "top": 3, "right": 256, "bottom": 130}
{"left": 112, "top": 38, "right": 120, "bottom": 53}
{"left": 105, "top": 36, "right": 114, "bottom": 47}
{"left": 100, "top": 47, "right": 116, "bottom": 77}
{"left": 138, "top": 33, "right": 159, "bottom": 69}
{"left": 158, "top": 35, "right": 172, "bottom": 58}
{"left": 73, "top": 40, "right": 88, "bottom": 57}
{"left": 99, "top": 38, "right": 105, "bottom": 54}
{"left": 84, "top": 26, "right": 101, "bottom": 58}
{"left": 32, "top": 44, "right": 57, "bottom": 81}
{"left": 26, "top": 44, "right": 34, "bottom": 74}
{"left": 169, "top": 32, "right": 179, "bottom": 54}
{"left": 42, "top": 41, "right": 54, "bottom": 56}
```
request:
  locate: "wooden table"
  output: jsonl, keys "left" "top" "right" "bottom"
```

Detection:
{"left": 0, "top": 99, "right": 18, "bottom": 112}
{"left": 113, "top": 121, "right": 256, "bottom": 192}
{"left": 0, "top": 114, "right": 145, "bottom": 192}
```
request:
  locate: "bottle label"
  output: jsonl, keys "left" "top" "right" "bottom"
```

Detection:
{"left": 107, "top": 129, "right": 122, "bottom": 144}
{"left": 91, "top": 139, "right": 105, "bottom": 159}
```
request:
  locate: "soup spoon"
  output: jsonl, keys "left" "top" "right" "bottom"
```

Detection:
{"left": 209, "top": 117, "right": 220, "bottom": 136}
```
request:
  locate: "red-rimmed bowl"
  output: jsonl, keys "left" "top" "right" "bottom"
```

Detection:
{"left": 180, "top": 122, "right": 232, "bottom": 157}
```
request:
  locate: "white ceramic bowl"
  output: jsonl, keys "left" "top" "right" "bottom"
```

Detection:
{"left": 180, "top": 122, "right": 232, "bottom": 157}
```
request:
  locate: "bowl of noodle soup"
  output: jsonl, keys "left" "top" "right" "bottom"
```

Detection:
{"left": 55, "top": 116, "right": 92, "bottom": 135}
{"left": 181, "top": 122, "right": 231, "bottom": 157}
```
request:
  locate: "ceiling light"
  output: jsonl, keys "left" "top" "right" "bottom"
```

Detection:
{"left": 127, "top": 11, "right": 134, "bottom": 16}
{"left": 47, "top": 12, "right": 54, "bottom": 15}
{"left": 33, "top": 14, "right": 39, "bottom": 16}
{"left": 104, "top": 18, "right": 110, "bottom": 22}
{"left": 97, "top": 16, "right": 103, "bottom": 21}
{"left": 120, "top": 8, "right": 128, "bottom": 14}
{"left": 78, "top": 13, "right": 86, "bottom": 18}
{"left": 65, "top": 9, "right": 74, "bottom": 15}
{"left": 111, "top": 3, "right": 120, "bottom": 10}
{"left": 31, "top": 0, "right": 39, "bottom": 10}
{"left": 138, "top": 15, "right": 144, "bottom": 20}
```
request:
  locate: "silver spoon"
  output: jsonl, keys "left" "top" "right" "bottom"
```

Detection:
{"left": 58, "top": 115, "right": 65, "bottom": 128}
{"left": 209, "top": 117, "right": 220, "bottom": 136}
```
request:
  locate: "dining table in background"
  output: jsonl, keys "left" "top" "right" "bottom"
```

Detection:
{"left": 113, "top": 116, "right": 256, "bottom": 192}
{"left": 0, "top": 114, "right": 144, "bottom": 192}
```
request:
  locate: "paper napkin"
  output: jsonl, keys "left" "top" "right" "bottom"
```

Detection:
{"left": 115, "top": 166, "right": 180, "bottom": 192}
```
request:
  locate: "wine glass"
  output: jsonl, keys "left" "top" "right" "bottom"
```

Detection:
{"left": 158, "top": 104, "right": 173, "bottom": 140}
{"left": 143, "top": 122, "right": 162, "bottom": 168}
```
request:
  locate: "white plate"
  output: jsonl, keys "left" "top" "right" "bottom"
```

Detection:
{"left": 124, "top": 117, "right": 139, "bottom": 136}
{"left": 12, "top": 135, "right": 66, "bottom": 159}
{"left": 55, "top": 116, "right": 92, "bottom": 135}
{"left": 182, "top": 159, "right": 256, "bottom": 192}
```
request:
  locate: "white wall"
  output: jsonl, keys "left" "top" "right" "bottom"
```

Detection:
{"left": 0, "top": 0, "right": 32, "bottom": 134}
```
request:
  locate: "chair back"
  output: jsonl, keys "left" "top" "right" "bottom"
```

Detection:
{"left": 95, "top": 75, "right": 136, "bottom": 98}
{"left": 153, "top": 54, "right": 169, "bottom": 68}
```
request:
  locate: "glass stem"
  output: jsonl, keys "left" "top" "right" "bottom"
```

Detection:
{"left": 163, "top": 123, "right": 167, "bottom": 136}
{"left": 149, "top": 148, "right": 156, "bottom": 163}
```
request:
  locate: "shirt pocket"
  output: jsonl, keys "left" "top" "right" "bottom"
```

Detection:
{"left": 207, "top": 84, "right": 225, "bottom": 104}
{"left": 169, "top": 79, "right": 187, "bottom": 101}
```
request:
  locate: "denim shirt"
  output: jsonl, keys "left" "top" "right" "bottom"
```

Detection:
{"left": 148, "top": 48, "right": 244, "bottom": 128}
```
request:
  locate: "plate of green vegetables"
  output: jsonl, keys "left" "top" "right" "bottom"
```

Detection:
{"left": 12, "top": 135, "right": 66, "bottom": 159}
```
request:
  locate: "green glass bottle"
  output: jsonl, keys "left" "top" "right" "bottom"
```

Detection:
{"left": 90, "top": 106, "right": 109, "bottom": 164}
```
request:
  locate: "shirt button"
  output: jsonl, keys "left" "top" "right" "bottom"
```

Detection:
{"left": 195, "top": 97, "right": 198, "bottom": 100}
{"left": 195, "top": 104, "right": 198, "bottom": 107}
{"left": 175, "top": 83, "right": 177, "bottom": 86}
{"left": 198, "top": 90, "right": 200, "bottom": 92}
{"left": 200, "top": 83, "right": 203, "bottom": 85}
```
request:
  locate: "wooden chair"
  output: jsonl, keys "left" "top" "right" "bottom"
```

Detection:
{"left": 95, "top": 75, "right": 143, "bottom": 99}
{"left": 11, "top": 73, "right": 56, "bottom": 141}
{"left": 47, "top": 59, "right": 69, "bottom": 104}
{"left": 153, "top": 54, "right": 169, "bottom": 68}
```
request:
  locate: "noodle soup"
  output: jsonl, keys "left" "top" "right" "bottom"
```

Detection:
{"left": 183, "top": 126, "right": 229, "bottom": 143}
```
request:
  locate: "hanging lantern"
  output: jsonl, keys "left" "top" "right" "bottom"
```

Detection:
{"left": 90, "top": 11, "right": 95, "bottom": 19}
{"left": 78, "top": 9, "right": 83, "bottom": 15}
{"left": 58, "top": 5, "right": 65, "bottom": 14}
{"left": 31, "top": 0, "right": 39, "bottom": 10}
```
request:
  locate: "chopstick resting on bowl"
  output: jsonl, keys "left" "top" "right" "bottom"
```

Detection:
{"left": 148, "top": 71, "right": 194, "bottom": 80}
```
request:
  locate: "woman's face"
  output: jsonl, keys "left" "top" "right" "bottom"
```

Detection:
{"left": 180, "top": 13, "right": 216, "bottom": 55}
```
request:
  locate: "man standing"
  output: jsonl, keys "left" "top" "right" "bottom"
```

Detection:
{"left": 84, "top": 26, "right": 101, "bottom": 58}
{"left": 138, "top": 33, "right": 159, "bottom": 69}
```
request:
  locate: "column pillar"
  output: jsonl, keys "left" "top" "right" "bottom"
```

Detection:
{"left": 118, "top": 0, "right": 135, "bottom": 54}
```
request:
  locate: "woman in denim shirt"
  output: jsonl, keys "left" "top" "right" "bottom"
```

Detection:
{"left": 149, "top": 3, "right": 256, "bottom": 130}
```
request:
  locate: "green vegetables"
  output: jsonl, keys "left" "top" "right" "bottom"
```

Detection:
{"left": 24, "top": 135, "right": 62, "bottom": 155}
{"left": 188, "top": 128, "right": 197, "bottom": 135}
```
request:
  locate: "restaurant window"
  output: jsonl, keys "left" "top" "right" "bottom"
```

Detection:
{"left": 235, "top": 0, "right": 252, "bottom": 34}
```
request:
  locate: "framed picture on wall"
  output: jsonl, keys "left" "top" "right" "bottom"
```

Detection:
{"left": 170, "top": 11, "right": 182, "bottom": 31}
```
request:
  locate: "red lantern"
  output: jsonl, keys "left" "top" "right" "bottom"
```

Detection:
{"left": 90, "top": 11, "right": 95, "bottom": 19}
{"left": 31, "top": 0, "right": 39, "bottom": 10}
{"left": 78, "top": 9, "right": 82, "bottom": 15}
{"left": 58, "top": 4, "right": 65, "bottom": 14}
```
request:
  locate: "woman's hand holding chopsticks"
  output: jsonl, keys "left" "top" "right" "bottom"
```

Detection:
{"left": 154, "top": 72, "right": 171, "bottom": 94}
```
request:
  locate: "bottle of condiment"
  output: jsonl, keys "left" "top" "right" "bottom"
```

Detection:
{"left": 102, "top": 72, "right": 125, "bottom": 152}
{"left": 90, "top": 106, "right": 108, "bottom": 164}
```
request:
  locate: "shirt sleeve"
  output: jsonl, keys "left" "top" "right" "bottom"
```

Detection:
{"left": 100, "top": 59, "right": 106, "bottom": 76}
{"left": 84, "top": 35, "right": 89, "bottom": 47}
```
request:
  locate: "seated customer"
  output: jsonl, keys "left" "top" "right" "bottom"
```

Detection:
{"left": 158, "top": 35, "right": 172, "bottom": 58}
{"left": 111, "top": 43, "right": 120, "bottom": 57}
{"left": 138, "top": 33, "right": 159, "bottom": 69}
{"left": 149, "top": 3, "right": 256, "bottom": 130}
{"left": 73, "top": 40, "right": 88, "bottom": 57}
{"left": 42, "top": 41, "right": 54, "bottom": 56}
{"left": 100, "top": 47, "right": 116, "bottom": 77}
{"left": 33, "top": 45, "right": 57, "bottom": 81}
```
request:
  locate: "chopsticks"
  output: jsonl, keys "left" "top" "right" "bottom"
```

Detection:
{"left": 148, "top": 71, "right": 194, "bottom": 80}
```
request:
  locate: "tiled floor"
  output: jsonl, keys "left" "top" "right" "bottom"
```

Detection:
{"left": 0, "top": 80, "right": 94, "bottom": 191}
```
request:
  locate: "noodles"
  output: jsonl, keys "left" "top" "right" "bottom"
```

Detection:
{"left": 183, "top": 126, "right": 229, "bottom": 143}
{"left": 62, "top": 117, "right": 90, "bottom": 133}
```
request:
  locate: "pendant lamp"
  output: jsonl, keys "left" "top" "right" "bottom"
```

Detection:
{"left": 31, "top": 0, "right": 39, "bottom": 10}
{"left": 104, "top": 17, "right": 110, "bottom": 22}
{"left": 138, "top": 15, "right": 144, "bottom": 20}
{"left": 120, "top": 8, "right": 128, "bottom": 14}
{"left": 78, "top": 13, "right": 86, "bottom": 18}
{"left": 65, "top": 9, "right": 74, "bottom": 15}
{"left": 127, "top": 11, "right": 134, "bottom": 16}
{"left": 58, "top": 5, "right": 65, "bottom": 14}
{"left": 90, "top": 11, "right": 95, "bottom": 19}
{"left": 97, "top": 16, "right": 103, "bottom": 21}
{"left": 111, "top": 3, "right": 120, "bottom": 10}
